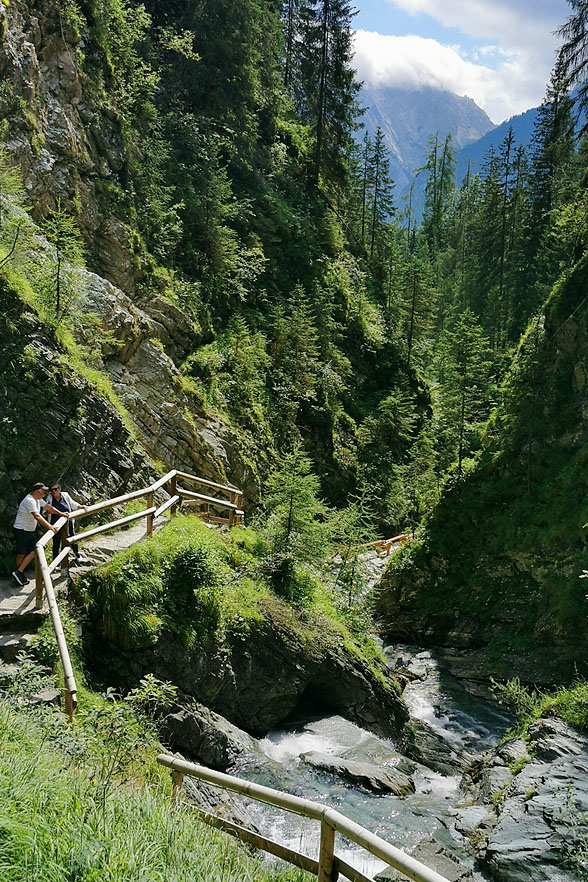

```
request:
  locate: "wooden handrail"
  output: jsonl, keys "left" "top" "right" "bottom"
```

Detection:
{"left": 34, "top": 466, "right": 245, "bottom": 718}
{"left": 175, "top": 470, "right": 242, "bottom": 497}
{"left": 157, "top": 755, "right": 451, "bottom": 882}
{"left": 67, "top": 507, "right": 157, "bottom": 544}
{"left": 36, "top": 543, "right": 77, "bottom": 721}
{"left": 177, "top": 488, "right": 238, "bottom": 510}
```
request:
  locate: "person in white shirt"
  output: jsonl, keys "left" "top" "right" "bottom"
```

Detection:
{"left": 12, "top": 482, "right": 66, "bottom": 587}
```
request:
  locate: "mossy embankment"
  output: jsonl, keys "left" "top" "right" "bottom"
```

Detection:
{"left": 0, "top": 664, "right": 310, "bottom": 882}
{"left": 374, "top": 257, "right": 588, "bottom": 683}
{"left": 74, "top": 515, "right": 408, "bottom": 738}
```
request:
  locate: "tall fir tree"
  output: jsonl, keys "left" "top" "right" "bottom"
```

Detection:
{"left": 296, "top": 0, "right": 361, "bottom": 190}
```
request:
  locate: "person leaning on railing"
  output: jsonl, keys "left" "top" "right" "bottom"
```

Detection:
{"left": 45, "top": 483, "right": 87, "bottom": 560}
{"left": 12, "top": 482, "right": 64, "bottom": 587}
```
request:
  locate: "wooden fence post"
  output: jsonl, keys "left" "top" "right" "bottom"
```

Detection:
{"left": 146, "top": 491, "right": 154, "bottom": 535}
{"left": 170, "top": 474, "right": 177, "bottom": 517}
{"left": 318, "top": 818, "right": 336, "bottom": 882}
{"left": 35, "top": 552, "right": 43, "bottom": 609}
{"left": 60, "top": 524, "right": 69, "bottom": 575}
{"left": 172, "top": 769, "right": 184, "bottom": 799}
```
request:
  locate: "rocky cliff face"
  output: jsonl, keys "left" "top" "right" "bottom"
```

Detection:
{"left": 1, "top": 0, "right": 133, "bottom": 288}
{"left": 0, "top": 277, "right": 152, "bottom": 558}
{"left": 375, "top": 257, "right": 588, "bottom": 685}
{"left": 0, "top": 0, "right": 259, "bottom": 512}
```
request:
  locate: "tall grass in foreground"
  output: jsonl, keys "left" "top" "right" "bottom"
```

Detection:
{"left": 0, "top": 700, "right": 309, "bottom": 882}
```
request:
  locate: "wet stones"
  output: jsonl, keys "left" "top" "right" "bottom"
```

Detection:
{"left": 300, "top": 750, "right": 415, "bottom": 796}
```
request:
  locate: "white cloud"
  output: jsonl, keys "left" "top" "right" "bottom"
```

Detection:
{"left": 353, "top": 29, "right": 553, "bottom": 123}
{"left": 386, "top": 0, "right": 564, "bottom": 62}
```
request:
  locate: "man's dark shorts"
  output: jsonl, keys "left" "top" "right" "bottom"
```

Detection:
{"left": 13, "top": 527, "right": 37, "bottom": 555}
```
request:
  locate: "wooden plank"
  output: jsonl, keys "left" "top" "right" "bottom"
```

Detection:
{"left": 175, "top": 470, "right": 242, "bottom": 496}
{"left": 195, "top": 810, "right": 319, "bottom": 876}
{"left": 67, "top": 507, "right": 157, "bottom": 544}
{"left": 178, "top": 488, "right": 238, "bottom": 510}
{"left": 154, "top": 495, "right": 180, "bottom": 518}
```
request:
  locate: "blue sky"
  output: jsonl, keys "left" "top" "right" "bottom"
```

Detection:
{"left": 352, "top": 0, "right": 572, "bottom": 123}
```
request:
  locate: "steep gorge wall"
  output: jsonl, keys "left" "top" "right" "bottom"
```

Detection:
{"left": 0, "top": 278, "right": 152, "bottom": 558}
{"left": 375, "top": 258, "right": 588, "bottom": 684}
{"left": 0, "top": 0, "right": 259, "bottom": 513}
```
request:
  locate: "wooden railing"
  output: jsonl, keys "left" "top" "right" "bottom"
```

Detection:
{"left": 34, "top": 469, "right": 244, "bottom": 720}
{"left": 157, "top": 754, "right": 451, "bottom": 882}
{"left": 349, "top": 534, "right": 410, "bottom": 558}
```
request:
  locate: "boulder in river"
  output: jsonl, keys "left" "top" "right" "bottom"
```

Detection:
{"left": 300, "top": 750, "right": 415, "bottom": 795}
{"left": 161, "top": 694, "right": 258, "bottom": 770}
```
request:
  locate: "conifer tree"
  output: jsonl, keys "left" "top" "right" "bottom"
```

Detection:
{"left": 262, "top": 442, "right": 329, "bottom": 601}
{"left": 434, "top": 309, "right": 493, "bottom": 475}
{"left": 37, "top": 203, "right": 86, "bottom": 323}
{"left": 557, "top": 0, "right": 588, "bottom": 128}
{"left": 369, "top": 126, "right": 395, "bottom": 259}
{"left": 421, "top": 133, "right": 455, "bottom": 259}
{"left": 296, "top": 0, "right": 361, "bottom": 189}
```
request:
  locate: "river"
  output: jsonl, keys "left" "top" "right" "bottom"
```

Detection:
{"left": 230, "top": 643, "right": 514, "bottom": 880}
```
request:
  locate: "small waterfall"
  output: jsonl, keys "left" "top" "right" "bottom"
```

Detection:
{"left": 230, "top": 646, "right": 513, "bottom": 880}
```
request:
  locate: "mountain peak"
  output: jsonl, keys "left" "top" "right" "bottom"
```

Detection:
{"left": 360, "top": 83, "right": 495, "bottom": 192}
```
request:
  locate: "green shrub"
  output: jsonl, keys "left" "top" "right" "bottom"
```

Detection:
{"left": 164, "top": 545, "right": 221, "bottom": 640}
{"left": 30, "top": 608, "right": 81, "bottom": 669}
{"left": 83, "top": 544, "right": 164, "bottom": 649}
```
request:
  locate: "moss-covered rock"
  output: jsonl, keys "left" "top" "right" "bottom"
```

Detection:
{"left": 0, "top": 277, "right": 151, "bottom": 571}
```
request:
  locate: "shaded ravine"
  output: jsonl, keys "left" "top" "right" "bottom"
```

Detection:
{"left": 229, "top": 644, "right": 514, "bottom": 880}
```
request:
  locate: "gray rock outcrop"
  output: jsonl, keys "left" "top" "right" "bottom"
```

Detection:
{"left": 301, "top": 749, "right": 414, "bottom": 795}
{"left": 462, "top": 717, "right": 588, "bottom": 882}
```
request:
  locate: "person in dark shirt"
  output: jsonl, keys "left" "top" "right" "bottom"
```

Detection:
{"left": 45, "top": 484, "right": 87, "bottom": 560}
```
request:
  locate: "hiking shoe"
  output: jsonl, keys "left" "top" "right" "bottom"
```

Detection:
{"left": 12, "top": 570, "right": 27, "bottom": 587}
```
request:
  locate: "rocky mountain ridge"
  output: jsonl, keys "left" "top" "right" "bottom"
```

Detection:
{"left": 361, "top": 83, "right": 495, "bottom": 193}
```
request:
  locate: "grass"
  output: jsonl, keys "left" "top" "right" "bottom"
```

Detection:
{"left": 0, "top": 671, "right": 310, "bottom": 882}
{"left": 75, "top": 514, "right": 391, "bottom": 688}
{"left": 493, "top": 677, "right": 588, "bottom": 737}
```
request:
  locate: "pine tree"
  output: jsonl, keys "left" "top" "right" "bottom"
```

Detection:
{"left": 434, "top": 309, "right": 493, "bottom": 475}
{"left": 262, "top": 442, "right": 329, "bottom": 601}
{"left": 421, "top": 133, "right": 456, "bottom": 259}
{"left": 557, "top": 0, "right": 588, "bottom": 130}
{"left": 296, "top": 0, "right": 361, "bottom": 189}
{"left": 369, "top": 126, "right": 395, "bottom": 259}
{"left": 36, "top": 203, "right": 86, "bottom": 323}
{"left": 517, "top": 66, "right": 577, "bottom": 329}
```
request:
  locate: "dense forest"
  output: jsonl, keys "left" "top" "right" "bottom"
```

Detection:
{"left": 3, "top": 2, "right": 588, "bottom": 881}
{"left": 1, "top": 0, "right": 588, "bottom": 623}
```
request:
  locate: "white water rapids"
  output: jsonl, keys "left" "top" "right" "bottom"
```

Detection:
{"left": 229, "top": 645, "right": 514, "bottom": 881}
